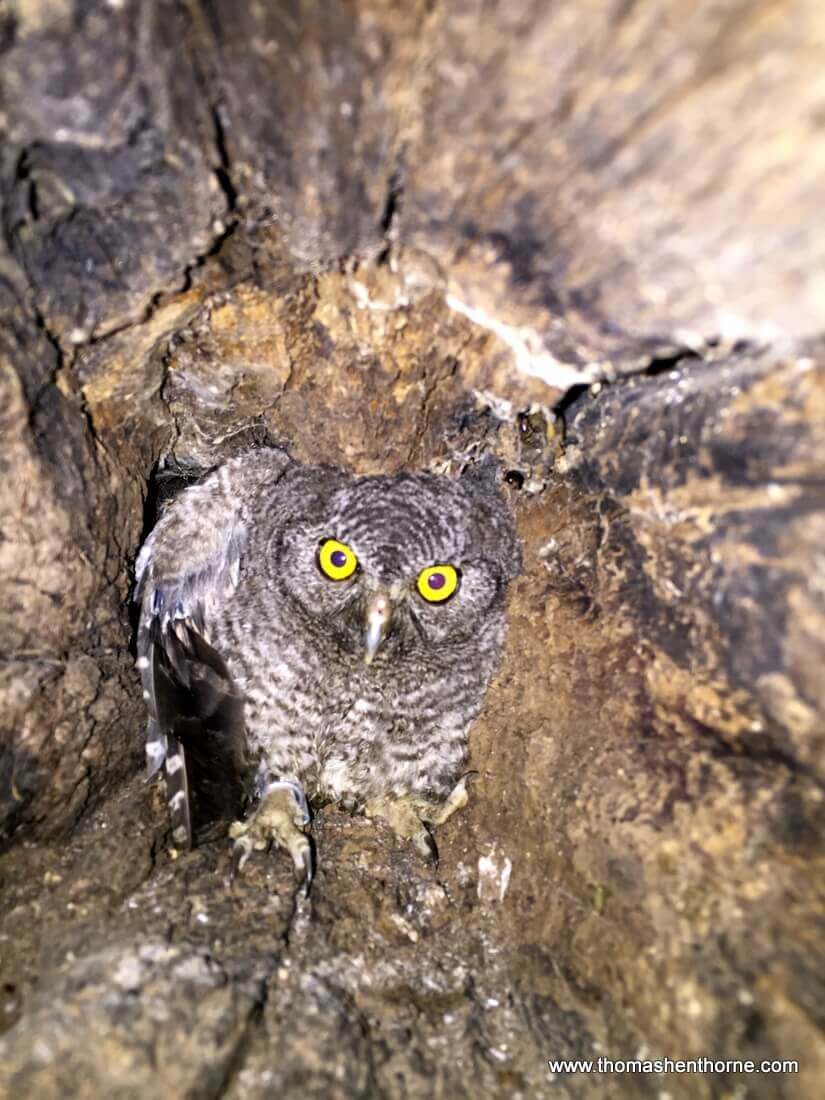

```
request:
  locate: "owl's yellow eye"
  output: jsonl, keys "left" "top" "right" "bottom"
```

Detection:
{"left": 416, "top": 564, "right": 460, "bottom": 603}
{"left": 317, "top": 538, "right": 358, "bottom": 581}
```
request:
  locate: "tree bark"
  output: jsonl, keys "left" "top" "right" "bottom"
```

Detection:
{"left": 1, "top": 2, "right": 823, "bottom": 1097}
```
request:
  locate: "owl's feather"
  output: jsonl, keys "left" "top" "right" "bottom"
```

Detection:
{"left": 147, "top": 618, "right": 247, "bottom": 845}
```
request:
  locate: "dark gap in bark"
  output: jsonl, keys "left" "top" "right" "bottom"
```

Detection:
{"left": 552, "top": 382, "right": 591, "bottom": 440}
{"left": 377, "top": 164, "right": 404, "bottom": 265}
{"left": 642, "top": 346, "right": 703, "bottom": 377}
{"left": 210, "top": 103, "right": 237, "bottom": 214}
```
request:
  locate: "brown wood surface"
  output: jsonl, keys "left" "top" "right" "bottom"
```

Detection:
{"left": 0, "top": 2, "right": 822, "bottom": 1096}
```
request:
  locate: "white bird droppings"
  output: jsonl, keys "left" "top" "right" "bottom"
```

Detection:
{"left": 477, "top": 845, "right": 513, "bottom": 903}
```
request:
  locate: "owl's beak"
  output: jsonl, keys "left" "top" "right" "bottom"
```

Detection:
{"left": 364, "top": 590, "right": 393, "bottom": 665}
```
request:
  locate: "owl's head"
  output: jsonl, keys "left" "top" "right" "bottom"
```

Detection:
{"left": 274, "top": 467, "right": 521, "bottom": 665}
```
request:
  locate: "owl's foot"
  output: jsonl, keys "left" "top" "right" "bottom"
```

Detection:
{"left": 364, "top": 772, "right": 475, "bottom": 865}
{"left": 229, "top": 780, "right": 313, "bottom": 890}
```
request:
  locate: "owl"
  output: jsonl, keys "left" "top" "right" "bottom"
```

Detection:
{"left": 135, "top": 447, "right": 520, "bottom": 885}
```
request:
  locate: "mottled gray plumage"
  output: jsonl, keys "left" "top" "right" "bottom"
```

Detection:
{"left": 135, "top": 447, "right": 519, "bottom": 876}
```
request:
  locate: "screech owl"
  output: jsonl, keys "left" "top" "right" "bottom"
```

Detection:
{"left": 135, "top": 447, "right": 520, "bottom": 885}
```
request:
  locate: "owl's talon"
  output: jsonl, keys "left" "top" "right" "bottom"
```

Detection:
{"left": 228, "top": 780, "right": 312, "bottom": 883}
{"left": 365, "top": 774, "right": 475, "bottom": 863}
{"left": 230, "top": 836, "right": 253, "bottom": 879}
{"left": 425, "top": 773, "right": 474, "bottom": 826}
{"left": 278, "top": 778, "right": 311, "bottom": 827}
{"left": 295, "top": 842, "right": 314, "bottom": 895}
{"left": 416, "top": 824, "right": 439, "bottom": 867}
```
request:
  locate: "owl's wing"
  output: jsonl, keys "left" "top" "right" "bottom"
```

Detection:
{"left": 146, "top": 615, "right": 247, "bottom": 846}
{"left": 135, "top": 449, "right": 289, "bottom": 847}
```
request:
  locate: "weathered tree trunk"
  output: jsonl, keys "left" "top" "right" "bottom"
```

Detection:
{"left": 1, "top": 2, "right": 823, "bottom": 1097}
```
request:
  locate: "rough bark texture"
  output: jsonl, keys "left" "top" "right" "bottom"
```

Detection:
{"left": 1, "top": 2, "right": 823, "bottom": 1098}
